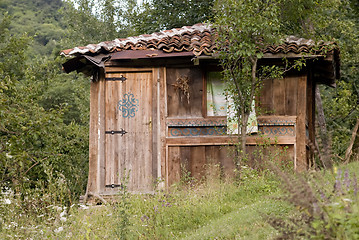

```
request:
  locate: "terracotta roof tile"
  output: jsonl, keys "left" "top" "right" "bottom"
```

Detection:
{"left": 60, "top": 23, "right": 337, "bottom": 58}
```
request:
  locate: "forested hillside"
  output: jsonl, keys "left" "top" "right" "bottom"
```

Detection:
{"left": 1, "top": 0, "right": 65, "bottom": 56}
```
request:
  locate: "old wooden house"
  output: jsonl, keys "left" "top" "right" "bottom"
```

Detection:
{"left": 61, "top": 23, "right": 340, "bottom": 196}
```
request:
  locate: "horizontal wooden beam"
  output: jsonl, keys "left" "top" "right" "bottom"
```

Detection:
{"left": 246, "top": 136, "right": 295, "bottom": 145}
{"left": 166, "top": 136, "right": 236, "bottom": 146}
{"left": 166, "top": 135, "right": 295, "bottom": 146}
{"left": 166, "top": 117, "right": 227, "bottom": 127}
{"left": 105, "top": 67, "right": 153, "bottom": 72}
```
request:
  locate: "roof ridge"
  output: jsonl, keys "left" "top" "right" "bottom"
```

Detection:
{"left": 60, "top": 23, "right": 337, "bottom": 58}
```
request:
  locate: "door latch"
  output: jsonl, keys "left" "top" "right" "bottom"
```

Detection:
{"left": 105, "top": 128, "right": 127, "bottom": 136}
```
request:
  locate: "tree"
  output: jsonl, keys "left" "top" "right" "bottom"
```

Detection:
{"left": 0, "top": 12, "right": 89, "bottom": 201}
{"left": 213, "top": 0, "right": 283, "bottom": 162}
{"left": 61, "top": 0, "right": 128, "bottom": 46}
{"left": 214, "top": 0, "right": 359, "bottom": 168}
{"left": 129, "top": 0, "right": 214, "bottom": 34}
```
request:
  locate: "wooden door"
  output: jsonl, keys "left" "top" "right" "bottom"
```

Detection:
{"left": 104, "top": 71, "right": 153, "bottom": 192}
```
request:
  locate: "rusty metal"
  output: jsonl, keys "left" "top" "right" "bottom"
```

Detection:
{"left": 105, "top": 75, "right": 127, "bottom": 82}
{"left": 105, "top": 129, "right": 127, "bottom": 136}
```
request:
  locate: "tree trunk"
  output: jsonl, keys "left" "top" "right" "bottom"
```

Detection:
{"left": 344, "top": 117, "right": 359, "bottom": 163}
{"left": 315, "top": 85, "right": 332, "bottom": 169}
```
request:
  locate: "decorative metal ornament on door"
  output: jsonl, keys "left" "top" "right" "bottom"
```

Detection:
{"left": 118, "top": 92, "right": 139, "bottom": 118}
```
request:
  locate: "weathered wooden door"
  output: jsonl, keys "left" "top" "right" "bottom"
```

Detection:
{"left": 104, "top": 71, "right": 153, "bottom": 192}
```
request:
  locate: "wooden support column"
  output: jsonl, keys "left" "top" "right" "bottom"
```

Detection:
{"left": 159, "top": 67, "right": 167, "bottom": 189}
{"left": 88, "top": 70, "right": 106, "bottom": 195}
{"left": 153, "top": 67, "right": 167, "bottom": 189}
{"left": 296, "top": 75, "right": 307, "bottom": 171}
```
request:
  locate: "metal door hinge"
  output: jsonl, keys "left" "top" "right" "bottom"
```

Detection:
{"left": 105, "top": 184, "right": 123, "bottom": 189}
{"left": 105, "top": 75, "right": 127, "bottom": 82}
{"left": 105, "top": 128, "right": 127, "bottom": 136}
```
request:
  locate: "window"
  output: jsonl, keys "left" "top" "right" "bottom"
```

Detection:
{"left": 206, "top": 72, "right": 227, "bottom": 116}
{"left": 206, "top": 71, "right": 258, "bottom": 134}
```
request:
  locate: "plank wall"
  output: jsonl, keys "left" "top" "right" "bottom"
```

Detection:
{"left": 166, "top": 67, "right": 203, "bottom": 117}
{"left": 259, "top": 75, "right": 298, "bottom": 116}
{"left": 258, "top": 72, "right": 311, "bottom": 170}
{"left": 167, "top": 146, "right": 236, "bottom": 186}
{"left": 163, "top": 67, "right": 310, "bottom": 186}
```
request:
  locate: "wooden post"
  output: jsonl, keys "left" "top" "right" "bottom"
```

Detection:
{"left": 87, "top": 70, "right": 106, "bottom": 195}
{"left": 296, "top": 75, "right": 307, "bottom": 171}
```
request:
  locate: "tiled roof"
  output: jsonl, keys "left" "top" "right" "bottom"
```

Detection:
{"left": 60, "top": 23, "right": 337, "bottom": 58}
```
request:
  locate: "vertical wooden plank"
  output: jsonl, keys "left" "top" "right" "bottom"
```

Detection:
{"left": 296, "top": 75, "right": 307, "bottom": 171}
{"left": 88, "top": 77, "right": 99, "bottom": 194}
{"left": 285, "top": 76, "right": 298, "bottom": 115}
{"left": 259, "top": 78, "right": 273, "bottom": 115}
{"left": 189, "top": 146, "right": 206, "bottom": 181}
{"left": 163, "top": 67, "right": 169, "bottom": 188}
{"left": 180, "top": 147, "right": 191, "bottom": 178}
{"left": 219, "top": 146, "right": 236, "bottom": 179}
{"left": 205, "top": 146, "right": 221, "bottom": 180}
{"left": 145, "top": 71, "right": 153, "bottom": 190}
{"left": 273, "top": 78, "right": 286, "bottom": 115}
{"left": 190, "top": 68, "right": 203, "bottom": 117}
{"left": 158, "top": 67, "right": 167, "bottom": 189}
{"left": 98, "top": 72, "right": 106, "bottom": 194}
{"left": 202, "top": 69, "right": 207, "bottom": 117}
{"left": 167, "top": 147, "right": 181, "bottom": 186}
{"left": 127, "top": 72, "right": 136, "bottom": 190}
{"left": 104, "top": 73, "right": 117, "bottom": 195}
{"left": 152, "top": 68, "right": 158, "bottom": 184}
{"left": 166, "top": 68, "right": 179, "bottom": 117}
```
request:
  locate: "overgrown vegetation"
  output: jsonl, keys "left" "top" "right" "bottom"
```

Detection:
{"left": 2, "top": 161, "right": 359, "bottom": 239}
{"left": 0, "top": 3, "right": 89, "bottom": 207}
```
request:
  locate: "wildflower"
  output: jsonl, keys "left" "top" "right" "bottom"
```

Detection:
{"left": 60, "top": 217, "right": 67, "bottom": 222}
{"left": 54, "top": 226, "right": 64, "bottom": 233}
{"left": 141, "top": 215, "right": 149, "bottom": 222}
{"left": 4, "top": 198, "right": 11, "bottom": 205}
{"left": 344, "top": 169, "right": 350, "bottom": 191}
{"left": 79, "top": 204, "right": 89, "bottom": 210}
{"left": 60, "top": 210, "right": 66, "bottom": 218}
{"left": 334, "top": 169, "right": 342, "bottom": 194}
{"left": 54, "top": 206, "right": 62, "bottom": 212}
{"left": 353, "top": 173, "right": 358, "bottom": 196}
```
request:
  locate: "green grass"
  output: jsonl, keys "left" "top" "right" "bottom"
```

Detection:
{"left": 1, "top": 162, "right": 359, "bottom": 239}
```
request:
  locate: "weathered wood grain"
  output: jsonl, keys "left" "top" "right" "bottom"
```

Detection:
{"left": 296, "top": 75, "right": 307, "bottom": 171}
{"left": 285, "top": 76, "right": 298, "bottom": 115}
{"left": 166, "top": 67, "right": 203, "bottom": 117}
{"left": 273, "top": 78, "right": 286, "bottom": 115}
{"left": 103, "top": 71, "right": 153, "bottom": 193}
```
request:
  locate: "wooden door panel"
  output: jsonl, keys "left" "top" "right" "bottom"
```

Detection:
{"left": 104, "top": 71, "right": 153, "bottom": 192}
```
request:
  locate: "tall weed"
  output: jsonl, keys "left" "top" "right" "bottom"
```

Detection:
{"left": 268, "top": 162, "right": 359, "bottom": 239}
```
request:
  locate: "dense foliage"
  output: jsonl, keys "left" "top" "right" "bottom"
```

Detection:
{"left": 128, "top": 0, "right": 214, "bottom": 34}
{"left": 0, "top": 5, "right": 89, "bottom": 204}
{"left": 214, "top": 0, "right": 359, "bottom": 164}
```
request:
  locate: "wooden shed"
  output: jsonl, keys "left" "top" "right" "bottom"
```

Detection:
{"left": 61, "top": 24, "right": 340, "bottom": 196}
